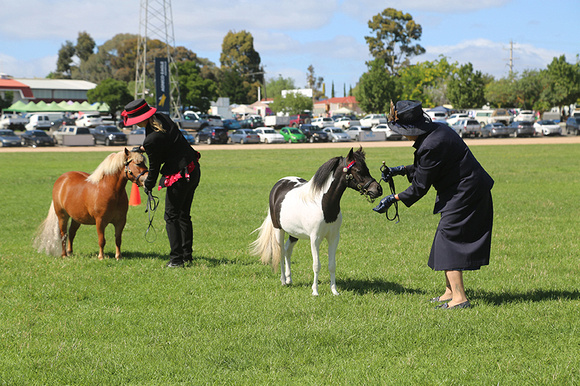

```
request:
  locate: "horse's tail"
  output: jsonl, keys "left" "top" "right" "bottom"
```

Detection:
{"left": 33, "top": 201, "right": 63, "bottom": 256}
{"left": 250, "top": 210, "right": 282, "bottom": 269}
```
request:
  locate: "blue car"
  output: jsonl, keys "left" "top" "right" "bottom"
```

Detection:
{"left": 180, "top": 129, "right": 196, "bottom": 145}
{"left": 0, "top": 129, "right": 22, "bottom": 147}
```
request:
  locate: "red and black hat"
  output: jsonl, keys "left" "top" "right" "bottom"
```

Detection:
{"left": 122, "top": 99, "right": 157, "bottom": 126}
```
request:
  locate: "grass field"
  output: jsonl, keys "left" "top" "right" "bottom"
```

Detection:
{"left": 0, "top": 143, "right": 579, "bottom": 384}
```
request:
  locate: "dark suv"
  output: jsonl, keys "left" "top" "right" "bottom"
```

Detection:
{"left": 92, "top": 125, "right": 128, "bottom": 146}
{"left": 196, "top": 126, "right": 228, "bottom": 144}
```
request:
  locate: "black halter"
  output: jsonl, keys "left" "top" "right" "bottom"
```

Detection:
{"left": 124, "top": 159, "right": 148, "bottom": 186}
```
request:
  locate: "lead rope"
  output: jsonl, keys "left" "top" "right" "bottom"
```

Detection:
{"left": 145, "top": 191, "right": 160, "bottom": 242}
{"left": 379, "top": 162, "right": 400, "bottom": 223}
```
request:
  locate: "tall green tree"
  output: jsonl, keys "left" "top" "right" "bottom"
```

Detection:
{"left": 269, "top": 92, "right": 313, "bottom": 115}
{"left": 306, "top": 65, "right": 325, "bottom": 100}
{"left": 397, "top": 56, "right": 457, "bottom": 107}
{"left": 447, "top": 63, "right": 487, "bottom": 109}
{"left": 176, "top": 61, "right": 217, "bottom": 112}
{"left": 485, "top": 75, "right": 517, "bottom": 108}
{"left": 86, "top": 78, "right": 133, "bottom": 124}
{"left": 266, "top": 76, "right": 296, "bottom": 99}
{"left": 55, "top": 41, "right": 76, "bottom": 78}
{"left": 516, "top": 69, "right": 546, "bottom": 110}
{"left": 218, "top": 68, "right": 250, "bottom": 104}
{"left": 220, "top": 30, "right": 263, "bottom": 102}
{"left": 365, "top": 8, "right": 425, "bottom": 75}
{"left": 354, "top": 59, "right": 399, "bottom": 114}
{"left": 540, "top": 55, "right": 580, "bottom": 109}
{"left": 75, "top": 31, "right": 96, "bottom": 63}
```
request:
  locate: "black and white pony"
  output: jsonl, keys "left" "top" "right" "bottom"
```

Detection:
{"left": 251, "top": 148, "right": 382, "bottom": 295}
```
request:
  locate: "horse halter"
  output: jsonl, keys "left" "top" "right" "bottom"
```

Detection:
{"left": 124, "top": 158, "right": 148, "bottom": 186}
{"left": 342, "top": 159, "right": 377, "bottom": 202}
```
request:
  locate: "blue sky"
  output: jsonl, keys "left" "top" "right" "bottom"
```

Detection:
{"left": 0, "top": 0, "right": 578, "bottom": 94}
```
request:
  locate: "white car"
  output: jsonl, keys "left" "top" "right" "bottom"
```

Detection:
{"left": 323, "top": 127, "right": 351, "bottom": 142}
{"left": 76, "top": 114, "right": 102, "bottom": 128}
{"left": 446, "top": 113, "right": 469, "bottom": 126}
{"left": 514, "top": 110, "right": 534, "bottom": 122}
{"left": 372, "top": 124, "right": 402, "bottom": 140}
{"left": 346, "top": 126, "right": 372, "bottom": 141}
{"left": 359, "top": 114, "right": 387, "bottom": 127}
{"left": 533, "top": 120, "right": 561, "bottom": 136}
{"left": 254, "top": 127, "right": 285, "bottom": 143}
{"left": 333, "top": 116, "right": 360, "bottom": 129}
{"left": 311, "top": 117, "right": 335, "bottom": 129}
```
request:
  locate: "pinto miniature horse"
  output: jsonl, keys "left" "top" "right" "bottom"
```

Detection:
{"left": 251, "top": 147, "right": 382, "bottom": 295}
{"left": 34, "top": 149, "right": 148, "bottom": 260}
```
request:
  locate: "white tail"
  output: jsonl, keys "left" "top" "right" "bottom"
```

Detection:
{"left": 250, "top": 211, "right": 282, "bottom": 269}
{"left": 33, "top": 201, "right": 64, "bottom": 256}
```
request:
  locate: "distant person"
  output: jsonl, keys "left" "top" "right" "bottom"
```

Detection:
{"left": 373, "top": 100, "right": 494, "bottom": 309}
{"left": 122, "top": 99, "right": 201, "bottom": 268}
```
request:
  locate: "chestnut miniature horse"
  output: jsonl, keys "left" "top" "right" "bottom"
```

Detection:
{"left": 34, "top": 149, "right": 148, "bottom": 260}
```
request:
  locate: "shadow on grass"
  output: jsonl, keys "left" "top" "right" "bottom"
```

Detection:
{"left": 473, "top": 289, "right": 580, "bottom": 305}
{"left": 338, "top": 277, "right": 427, "bottom": 296}
{"left": 121, "top": 251, "right": 252, "bottom": 266}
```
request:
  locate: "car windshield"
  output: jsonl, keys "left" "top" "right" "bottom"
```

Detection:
{"left": 290, "top": 129, "right": 301, "bottom": 134}
{"left": 0, "top": 130, "right": 15, "bottom": 136}
{"left": 105, "top": 127, "right": 121, "bottom": 133}
{"left": 541, "top": 120, "right": 555, "bottom": 125}
{"left": 333, "top": 128, "right": 345, "bottom": 133}
{"left": 33, "top": 131, "right": 49, "bottom": 137}
{"left": 263, "top": 129, "right": 276, "bottom": 134}
{"left": 77, "top": 128, "right": 91, "bottom": 134}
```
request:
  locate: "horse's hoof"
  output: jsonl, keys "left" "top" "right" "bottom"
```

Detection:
{"left": 312, "top": 291, "right": 319, "bottom": 296}
{"left": 332, "top": 291, "right": 341, "bottom": 296}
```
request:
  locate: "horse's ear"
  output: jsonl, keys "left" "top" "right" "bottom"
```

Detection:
{"left": 124, "top": 148, "right": 129, "bottom": 156}
{"left": 347, "top": 147, "right": 354, "bottom": 160}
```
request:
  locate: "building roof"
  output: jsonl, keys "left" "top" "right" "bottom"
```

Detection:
{"left": 0, "top": 78, "right": 34, "bottom": 98}
{"left": 14, "top": 78, "right": 97, "bottom": 91}
{"left": 314, "top": 96, "right": 358, "bottom": 105}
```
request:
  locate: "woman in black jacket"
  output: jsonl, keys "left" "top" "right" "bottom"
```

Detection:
{"left": 122, "top": 99, "right": 201, "bottom": 267}
{"left": 374, "top": 100, "right": 494, "bottom": 309}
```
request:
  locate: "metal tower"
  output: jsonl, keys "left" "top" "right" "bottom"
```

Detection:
{"left": 134, "top": 0, "right": 182, "bottom": 118}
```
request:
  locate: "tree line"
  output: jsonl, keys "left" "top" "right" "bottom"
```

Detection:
{"left": 46, "top": 7, "right": 580, "bottom": 118}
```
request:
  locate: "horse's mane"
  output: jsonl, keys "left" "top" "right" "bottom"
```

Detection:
{"left": 86, "top": 150, "right": 144, "bottom": 184}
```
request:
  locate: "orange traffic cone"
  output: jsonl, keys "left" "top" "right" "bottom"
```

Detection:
{"left": 129, "top": 183, "right": 141, "bottom": 206}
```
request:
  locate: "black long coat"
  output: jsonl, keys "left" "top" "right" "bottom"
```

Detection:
{"left": 398, "top": 123, "right": 494, "bottom": 271}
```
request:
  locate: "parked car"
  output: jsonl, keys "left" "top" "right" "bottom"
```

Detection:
{"left": 482, "top": 122, "right": 510, "bottom": 138}
{"left": 446, "top": 113, "right": 469, "bottom": 126}
{"left": 52, "top": 125, "right": 93, "bottom": 145}
{"left": 25, "top": 114, "right": 52, "bottom": 130}
{"left": 533, "top": 120, "right": 561, "bottom": 136}
{"left": 289, "top": 113, "right": 312, "bottom": 127}
{"left": 346, "top": 126, "right": 372, "bottom": 141}
{"left": 507, "top": 121, "right": 535, "bottom": 137}
{"left": 92, "top": 125, "right": 128, "bottom": 146}
{"left": 200, "top": 114, "right": 223, "bottom": 127}
{"left": 470, "top": 110, "right": 493, "bottom": 127}
{"left": 196, "top": 126, "right": 229, "bottom": 144}
{"left": 514, "top": 110, "right": 534, "bottom": 122}
{"left": 180, "top": 129, "right": 196, "bottom": 145}
{"left": 333, "top": 116, "right": 360, "bottom": 129}
{"left": 565, "top": 117, "right": 580, "bottom": 135}
{"left": 240, "top": 115, "right": 264, "bottom": 129}
{"left": 279, "top": 127, "right": 307, "bottom": 143}
{"left": 254, "top": 127, "right": 285, "bottom": 144}
{"left": 130, "top": 128, "right": 145, "bottom": 135}
{"left": 20, "top": 130, "right": 55, "bottom": 147}
{"left": 176, "top": 111, "right": 208, "bottom": 131}
{"left": 311, "top": 117, "right": 335, "bottom": 129}
{"left": 0, "top": 129, "right": 22, "bottom": 147}
{"left": 323, "top": 127, "right": 351, "bottom": 142}
{"left": 425, "top": 110, "right": 447, "bottom": 122}
{"left": 222, "top": 119, "right": 242, "bottom": 131}
{"left": 0, "top": 113, "right": 28, "bottom": 130}
{"left": 49, "top": 117, "right": 75, "bottom": 131}
{"left": 229, "top": 129, "right": 260, "bottom": 144}
{"left": 359, "top": 114, "right": 387, "bottom": 127}
{"left": 76, "top": 113, "right": 102, "bottom": 128}
{"left": 372, "top": 124, "right": 403, "bottom": 140}
{"left": 299, "top": 124, "right": 328, "bottom": 143}
{"left": 490, "top": 109, "right": 513, "bottom": 125}
{"left": 452, "top": 119, "right": 481, "bottom": 137}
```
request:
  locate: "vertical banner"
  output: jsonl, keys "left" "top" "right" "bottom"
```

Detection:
{"left": 155, "top": 57, "right": 170, "bottom": 114}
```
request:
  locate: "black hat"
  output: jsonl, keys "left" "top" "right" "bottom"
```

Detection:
{"left": 387, "top": 100, "right": 433, "bottom": 136}
{"left": 122, "top": 99, "right": 157, "bottom": 126}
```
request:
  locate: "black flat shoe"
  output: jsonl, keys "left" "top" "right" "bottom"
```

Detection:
{"left": 165, "top": 261, "right": 184, "bottom": 268}
{"left": 436, "top": 300, "right": 471, "bottom": 309}
{"left": 430, "top": 296, "right": 452, "bottom": 303}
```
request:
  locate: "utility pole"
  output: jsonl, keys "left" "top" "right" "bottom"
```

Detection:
{"left": 504, "top": 40, "right": 518, "bottom": 77}
{"left": 134, "top": 0, "right": 182, "bottom": 119}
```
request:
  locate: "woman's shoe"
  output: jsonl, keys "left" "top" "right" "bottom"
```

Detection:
{"left": 430, "top": 296, "right": 452, "bottom": 303}
{"left": 165, "top": 261, "right": 184, "bottom": 268}
{"left": 436, "top": 300, "right": 471, "bottom": 309}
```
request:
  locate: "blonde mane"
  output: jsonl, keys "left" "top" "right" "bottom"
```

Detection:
{"left": 86, "top": 150, "right": 144, "bottom": 184}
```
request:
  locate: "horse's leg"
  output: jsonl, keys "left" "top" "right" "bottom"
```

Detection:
{"left": 309, "top": 237, "right": 323, "bottom": 296}
{"left": 327, "top": 232, "right": 341, "bottom": 296}
{"left": 57, "top": 215, "right": 69, "bottom": 258}
{"left": 276, "top": 229, "right": 288, "bottom": 286}
{"left": 95, "top": 219, "right": 107, "bottom": 260}
{"left": 67, "top": 220, "right": 81, "bottom": 256}
{"left": 113, "top": 219, "right": 126, "bottom": 261}
{"left": 283, "top": 236, "right": 298, "bottom": 285}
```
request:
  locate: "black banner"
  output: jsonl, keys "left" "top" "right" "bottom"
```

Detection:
{"left": 155, "top": 57, "right": 170, "bottom": 114}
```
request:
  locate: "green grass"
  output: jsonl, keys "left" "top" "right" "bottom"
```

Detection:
{"left": 0, "top": 144, "right": 579, "bottom": 384}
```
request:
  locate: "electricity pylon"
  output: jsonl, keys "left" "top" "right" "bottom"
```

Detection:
{"left": 134, "top": 0, "right": 182, "bottom": 118}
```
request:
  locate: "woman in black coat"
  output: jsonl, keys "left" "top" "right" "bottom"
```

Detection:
{"left": 374, "top": 100, "right": 494, "bottom": 309}
{"left": 122, "top": 99, "right": 201, "bottom": 268}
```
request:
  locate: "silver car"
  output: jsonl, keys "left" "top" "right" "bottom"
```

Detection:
{"left": 0, "top": 129, "right": 22, "bottom": 147}
{"left": 323, "top": 127, "right": 351, "bottom": 142}
{"left": 230, "top": 129, "right": 260, "bottom": 144}
{"left": 482, "top": 123, "right": 510, "bottom": 138}
{"left": 452, "top": 119, "right": 481, "bottom": 138}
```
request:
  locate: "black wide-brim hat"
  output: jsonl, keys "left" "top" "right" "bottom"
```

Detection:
{"left": 122, "top": 98, "right": 157, "bottom": 126}
{"left": 387, "top": 100, "right": 434, "bottom": 136}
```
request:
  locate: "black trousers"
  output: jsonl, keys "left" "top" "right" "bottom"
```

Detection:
{"left": 164, "top": 165, "right": 200, "bottom": 264}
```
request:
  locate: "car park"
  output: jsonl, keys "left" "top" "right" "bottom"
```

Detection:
{"left": 359, "top": 114, "right": 387, "bottom": 127}
{"left": 533, "top": 120, "right": 561, "bottom": 136}
{"left": 92, "top": 125, "right": 128, "bottom": 146}
{"left": 507, "top": 121, "right": 535, "bottom": 137}
{"left": 0, "top": 129, "right": 22, "bottom": 147}
{"left": 180, "top": 129, "right": 196, "bottom": 145}
{"left": 333, "top": 116, "right": 360, "bottom": 129}
{"left": 196, "top": 126, "right": 229, "bottom": 144}
{"left": 482, "top": 122, "right": 510, "bottom": 138}
{"left": 25, "top": 114, "right": 52, "bottom": 130}
{"left": 200, "top": 114, "right": 223, "bottom": 127}
{"left": 446, "top": 113, "right": 469, "bottom": 126}
{"left": 20, "top": 130, "right": 55, "bottom": 147}
{"left": 279, "top": 127, "right": 307, "bottom": 143}
{"left": 346, "top": 126, "right": 373, "bottom": 141}
{"left": 222, "top": 119, "right": 242, "bottom": 131}
{"left": 240, "top": 115, "right": 264, "bottom": 130}
{"left": 490, "top": 109, "right": 513, "bottom": 125}
{"left": 0, "top": 113, "right": 28, "bottom": 130}
{"left": 311, "top": 117, "right": 335, "bottom": 129}
{"left": 176, "top": 112, "right": 209, "bottom": 131}
{"left": 372, "top": 124, "right": 402, "bottom": 140}
{"left": 514, "top": 110, "right": 534, "bottom": 122}
{"left": 254, "top": 127, "right": 285, "bottom": 143}
{"left": 565, "top": 117, "right": 580, "bottom": 135}
{"left": 425, "top": 110, "right": 447, "bottom": 122}
{"left": 76, "top": 113, "right": 102, "bottom": 128}
{"left": 49, "top": 117, "right": 75, "bottom": 131}
{"left": 52, "top": 125, "right": 93, "bottom": 145}
{"left": 299, "top": 124, "right": 328, "bottom": 143}
{"left": 229, "top": 129, "right": 260, "bottom": 144}
{"left": 452, "top": 119, "right": 481, "bottom": 137}
{"left": 323, "top": 127, "right": 351, "bottom": 142}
